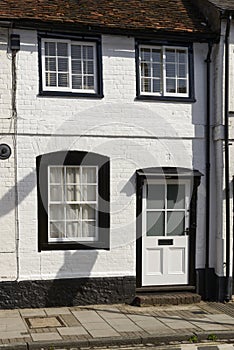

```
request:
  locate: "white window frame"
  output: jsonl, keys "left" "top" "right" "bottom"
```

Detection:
{"left": 139, "top": 45, "right": 189, "bottom": 98}
{"left": 142, "top": 179, "right": 190, "bottom": 237}
{"left": 48, "top": 165, "right": 98, "bottom": 242}
{"left": 41, "top": 38, "right": 97, "bottom": 94}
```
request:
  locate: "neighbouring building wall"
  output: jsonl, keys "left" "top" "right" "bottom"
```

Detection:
{"left": 212, "top": 20, "right": 234, "bottom": 295}
{"left": 227, "top": 21, "right": 234, "bottom": 283}
{"left": 0, "top": 28, "right": 210, "bottom": 305}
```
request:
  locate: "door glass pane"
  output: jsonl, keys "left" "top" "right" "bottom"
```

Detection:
{"left": 167, "top": 184, "right": 185, "bottom": 209}
{"left": 147, "top": 212, "right": 164, "bottom": 236}
{"left": 147, "top": 184, "right": 165, "bottom": 209}
{"left": 167, "top": 211, "right": 185, "bottom": 236}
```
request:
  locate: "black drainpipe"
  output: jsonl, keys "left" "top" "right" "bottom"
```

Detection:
{"left": 205, "top": 41, "right": 213, "bottom": 299}
{"left": 224, "top": 13, "right": 232, "bottom": 301}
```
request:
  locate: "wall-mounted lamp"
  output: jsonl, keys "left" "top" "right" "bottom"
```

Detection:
{"left": 10, "top": 34, "right": 20, "bottom": 51}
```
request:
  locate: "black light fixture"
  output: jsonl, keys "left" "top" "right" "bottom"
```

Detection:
{"left": 10, "top": 34, "right": 20, "bottom": 51}
{"left": 0, "top": 144, "right": 12, "bottom": 160}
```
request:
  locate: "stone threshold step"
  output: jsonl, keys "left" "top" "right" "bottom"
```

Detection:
{"left": 132, "top": 292, "right": 201, "bottom": 306}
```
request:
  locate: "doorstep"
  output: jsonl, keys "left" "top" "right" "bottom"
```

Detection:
{"left": 132, "top": 292, "right": 201, "bottom": 306}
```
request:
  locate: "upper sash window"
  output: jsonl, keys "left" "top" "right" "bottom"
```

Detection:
{"left": 137, "top": 43, "right": 193, "bottom": 100}
{"left": 39, "top": 35, "right": 103, "bottom": 97}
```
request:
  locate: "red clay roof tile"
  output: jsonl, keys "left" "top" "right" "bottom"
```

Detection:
{"left": 0, "top": 0, "right": 214, "bottom": 36}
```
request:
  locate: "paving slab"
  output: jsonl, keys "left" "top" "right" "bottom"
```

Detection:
{"left": 19, "top": 309, "right": 46, "bottom": 317}
{"left": 88, "top": 328, "right": 121, "bottom": 338}
{"left": 57, "top": 326, "right": 89, "bottom": 336}
{"left": 72, "top": 310, "right": 104, "bottom": 323}
{"left": 44, "top": 307, "right": 71, "bottom": 316}
{"left": 31, "top": 332, "right": 62, "bottom": 341}
{"left": 0, "top": 317, "right": 27, "bottom": 332}
{"left": 0, "top": 331, "right": 29, "bottom": 339}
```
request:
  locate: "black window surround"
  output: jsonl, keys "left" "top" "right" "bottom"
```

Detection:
{"left": 135, "top": 40, "right": 195, "bottom": 102}
{"left": 37, "top": 151, "right": 110, "bottom": 251}
{"left": 38, "top": 32, "right": 103, "bottom": 98}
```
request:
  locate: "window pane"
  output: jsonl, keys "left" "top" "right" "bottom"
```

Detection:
{"left": 178, "top": 64, "right": 186, "bottom": 78}
{"left": 141, "top": 62, "right": 150, "bottom": 77}
{"left": 166, "top": 79, "right": 176, "bottom": 93}
{"left": 82, "top": 167, "right": 96, "bottom": 183}
{"left": 82, "top": 205, "right": 96, "bottom": 220}
{"left": 167, "top": 211, "right": 185, "bottom": 236}
{"left": 84, "top": 76, "right": 94, "bottom": 89}
{"left": 152, "top": 63, "right": 161, "bottom": 78}
{"left": 50, "top": 185, "right": 63, "bottom": 202}
{"left": 152, "top": 49, "right": 161, "bottom": 62}
{"left": 178, "top": 50, "right": 187, "bottom": 63}
{"left": 140, "top": 48, "right": 150, "bottom": 61}
{"left": 178, "top": 79, "right": 187, "bottom": 93}
{"left": 50, "top": 204, "right": 65, "bottom": 220}
{"left": 83, "top": 60, "right": 94, "bottom": 74}
{"left": 71, "top": 45, "right": 81, "bottom": 59}
{"left": 46, "top": 72, "right": 57, "bottom": 87}
{"left": 82, "top": 221, "right": 96, "bottom": 237}
{"left": 153, "top": 79, "right": 161, "bottom": 93}
{"left": 82, "top": 185, "right": 96, "bottom": 201}
{"left": 66, "top": 204, "right": 81, "bottom": 220}
{"left": 66, "top": 167, "right": 80, "bottom": 184}
{"left": 72, "top": 75, "right": 82, "bottom": 89}
{"left": 66, "top": 185, "right": 81, "bottom": 201}
{"left": 83, "top": 46, "right": 94, "bottom": 60}
{"left": 147, "top": 184, "right": 165, "bottom": 209}
{"left": 66, "top": 221, "right": 81, "bottom": 238}
{"left": 45, "top": 42, "right": 56, "bottom": 56}
{"left": 167, "top": 184, "right": 185, "bottom": 209}
{"left": 166, "top": 63, "right": 176, "bottom": 78}
{"left": 57, "top": 42, "right": 68, "bottom": 56}
{"left": 72, "top": 60, "right": 82, "bottom": 74}
{"left": 166, "top": 49, "right": 176, "bottom": 63}
{"left": 50, "top": 167, "right": 63, "bottom": 184}
{"left": 58, "top": 58, "right": 68, "bottom": 72}
{"left": 141, "top": 78, "right": 151, "bottom": 92}
{"left": 45, "top": 57, "right": 56, "bottom": 71}
{"left": 50, "top": 222, "right": 65, "bottom": 238}
{"left": 147, "top": 212, "right": 165, "bottom": 236}
{"left": 58, "top": 73, "right": 69, "bottom": 87}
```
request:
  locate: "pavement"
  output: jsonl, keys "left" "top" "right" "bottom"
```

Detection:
{"left": 1, "top": 301, "right": 234, "bottom": 349}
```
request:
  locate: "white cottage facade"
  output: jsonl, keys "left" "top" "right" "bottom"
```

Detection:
{"left": 0, "top": 0, "right": 219, "bottom": 307}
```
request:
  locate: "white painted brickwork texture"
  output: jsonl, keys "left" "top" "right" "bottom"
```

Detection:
{"left": 0, "top": 28, "right": 17, "bottom": 280}
{"left": 0, "top": 29, "right": 208, "bottom": 281}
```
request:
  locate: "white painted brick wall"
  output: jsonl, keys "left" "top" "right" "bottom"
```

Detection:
{"left": 0, "top": 28, "right": 208, "bottom": 281}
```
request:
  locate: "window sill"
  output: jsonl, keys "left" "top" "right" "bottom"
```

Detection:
{"left": 135, "top": 95, "right": 196, "bottom": 103}
{"left": 38, "top": 91, "right": 104, "bottom": 99}
{"left": 39, "top": 241, "right": 110, "bottom": 251}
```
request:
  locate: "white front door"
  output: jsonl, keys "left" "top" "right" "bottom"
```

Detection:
{"left": 142, "top": 180, "right": 190, "bottom": 286}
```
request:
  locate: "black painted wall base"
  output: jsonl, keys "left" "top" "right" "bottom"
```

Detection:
{"left": 196, "top": 268, "right": 232, "bottom": 301}
{"left": 0, "top": 276, "right": 136, "bottom": 309}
